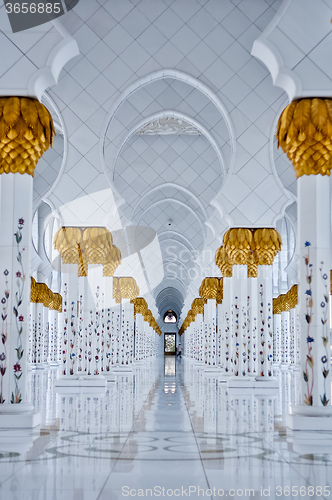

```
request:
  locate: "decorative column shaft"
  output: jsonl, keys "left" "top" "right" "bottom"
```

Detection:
{"left": 277, "top": 98, "right": 332, "bottom": 421}
{"left": 254, "top": 229, "right": 281, "bottom": 381}
{"left": 0, "top": 97, "right": 54, "bottom": 425}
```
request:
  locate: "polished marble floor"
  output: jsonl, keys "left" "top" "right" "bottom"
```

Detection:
{"left": 0, "top": 358, "right": 332, "bottom": 500}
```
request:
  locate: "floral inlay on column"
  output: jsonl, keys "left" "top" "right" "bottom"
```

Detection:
{"left": 94, "top": 287, "right": 100, "bottom": 375}
{"left": 77, "top": 294, "right": 83, "bottom": 372}
{"left": 267, "top": 303, "right": 273, "bottom": 376}
{"left": 0, "top": 270, "right": 9, "bottom": 404}
{"left": 12, "top": 218, "right": 25, "bottom": 404}
{"left": 69, "top": 300, "right": 76, "bottom": 375}
{"left": 319, "top": 263, "right": 329, "bottom": 406}
{"left": 234, "top": 296, "right": 239, "bottom": 376}
{"left": 62, "top": 284, "right": 68, "bottom": 376}
{"left": 304, "top": 241, "right": 314, "bottom": 406}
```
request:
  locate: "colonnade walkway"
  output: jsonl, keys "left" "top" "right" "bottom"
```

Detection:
{"left": 0, "top": 358, "right": 331, "bottom": 500}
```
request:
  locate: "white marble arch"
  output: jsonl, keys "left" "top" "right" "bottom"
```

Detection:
{"left": 252, "top": 0, "right": 332, "bottom": 101}
{"left": 0, "top": 19, "right": 79, "bottom": 100}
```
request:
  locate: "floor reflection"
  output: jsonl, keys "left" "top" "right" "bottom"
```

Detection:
{"left": 0, "top": 359, "right": 331, "bottom": 500}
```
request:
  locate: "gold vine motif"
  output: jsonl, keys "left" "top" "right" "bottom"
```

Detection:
{"left": 54, "top": 227, "right": 121, "bottom": 277}
{"left": 0, "top": 97, "right": 54, "bottom": 176}
{"left": 277, "top": 98, "right": 332, "bottom": 178}
{"left": 30, "top": 277, "right": 62, "bottom": 312}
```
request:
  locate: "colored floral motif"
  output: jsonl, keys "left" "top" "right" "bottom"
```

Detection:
{"left": 259, "top": 284, "right": 265, "bottom": 377}
{"left": 69, "top": 300, "right": 76, "bottom": 375}
{"left": 77, "top": 295, "right": 83, "bottom": 372}
{"left": 87, "top": 310, "right": 93, "bottom": 375}
{"left": 12, "top": 218, "right": 25, "bottom": 404}
{"left": 225, "top": 311, "right": 230, "bottom": 372}
{"left": 0, "top": 270, "right": 9, "bottom": 403}
{"left": 94, "top": 287, "right": 100, "bottom": 375}
{"left": 246, "top": 296, "right": 251, "bottom": 374}
{"left": 101, "top": 293, "right": 105, "bottom": 371}
{"left": 242, "top": 305, "right": 247, "bottom": 376}
{"left": 62, "top": 284, "right": 68, "bottom": 375}
{"left": 303, "top": 242, "right": 314, "bottom": 406}
{"left": 319, "top": 263, "right": 329, "bottom": 406}
{"left": 252, "top": 316, "right": 257, "bottom": 373}
{"left": 267, "top": 303, "right": 273, "bottom": 377}
{"left": 234, "top": 297, "right": 239, "bottom": 376}
{"left": 106, "top": 308, "right": 111, "bottom": 371}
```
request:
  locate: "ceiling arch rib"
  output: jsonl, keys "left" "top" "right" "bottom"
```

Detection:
{"left": 112, "top": 110, "right": 226, "bottom": 182}
{"left": 136, "top": 198, "right": 206, "bottom": 244}
{"left": 101, "top": 69, "right": 235, "bottom": 177}
{"left": 133, "top": 183, "right": 207, "bottom": 222}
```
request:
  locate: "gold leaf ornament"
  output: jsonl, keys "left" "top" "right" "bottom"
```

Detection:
{"left": 277, "top": 98, "right": 332, "bottom": 177}
{"left": 0, "top": 97, "right": 55, "bottom": 176}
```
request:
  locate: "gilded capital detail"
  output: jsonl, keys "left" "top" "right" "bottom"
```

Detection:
{"left": 54, "top": 227, "right": 121, "bottom": 277}
{"left": 199, "top": 277, "right": 223, "bottom": 304}
{"left": 113, "top": 277, "right": 139, "bottom": 303}
{"left": 0, "top": 97, "right": 54, "bottom": 176}
{"left": 216, "top": 228, "right": 282, "bottom": 272}
{"left": 277, "top": 98, "right": 332, "bottom": 178}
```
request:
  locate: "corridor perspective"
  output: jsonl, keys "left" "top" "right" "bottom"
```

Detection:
{"left": 1, "top": 357, "right": 332, "bottom": 500}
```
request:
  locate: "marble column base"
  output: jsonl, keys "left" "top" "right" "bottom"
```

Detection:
{"left": 112, "top": 365, "right": 134, "bottom": 373}
{"left": 228, "top": 377, "right": 255, "bottom": 389}
{"left": 218, "top": 371, "right": 233, "bottom": 383}
{"left": 203, "top": 365, "right": 219, "bottom": 373}
{"left": 0, "top": 403, "right": 40, "bottom": 429}
{"left": 55, "top": 375, "right": 107, "bottom": 388}
{"left": 102, "top": 370, "right": 116, "bottom": 382}
{"left": 286, "top": 406, "right": 332, "bottom": 431}
{"left": 254, "top": 376, "right": 279, "bottom": 389}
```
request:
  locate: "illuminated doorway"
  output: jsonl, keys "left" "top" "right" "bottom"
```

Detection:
{"left": 164, "top": 333, "right": 176, "bottom": 355}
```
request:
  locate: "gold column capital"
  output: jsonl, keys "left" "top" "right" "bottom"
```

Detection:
{"left": 199, "top": 277, "right": 223, "bottom": 304}
{"left": 223, "top": 228, "right": 254, "bottom": 265}
{"left": 54, "top": 226, "right": 121, "bottom": 277}
{"left": 277, "top": 98, "right": 332, "bottom": 178}
{"left": 0, "top": 97, "right": 55, "bottom": 176}
{"left": 30, "top": 277, "right": 62, "bottom": 312}
{"left": 215, "top": 246, "right": 232, "bottom": 278}
{"left": 131, "top": 297, "right": 148, "bottom": 317}
{"left": 113, "top": 277, "right": 139, "bottom": 303}
{"left": 253, "top": 228, "right": 282, "bottom": 266}
{"left": 273, "top": 284, "right": 298, "bottom": 314}
{"left": 191, "top": 297, "right": 207, "bottom": 316}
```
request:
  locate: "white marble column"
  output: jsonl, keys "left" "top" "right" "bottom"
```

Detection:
{"left": 204, "top": 299, "right": 217, "bottom": 369}
{"left": 255, "top": 265, "right": 276, "bottom": 384}
{"left": 280, "top": 310, "right": 288, "bottom": 366}
{"left": 59, "top": 270, "right": 78, "bottom": 378}
{"left": 248, "top": 276, "right": 258, "bottom": 375}
{"left": 222, "top": 277, "right": 232, "bottom": 375}
{"left": 0, "top": 173, "right": 39, "bottom": 426}
{"left": 230, "top": 265, "right": 250, "bottom": 383}
{"left": 292, "top": 176, "right": 331, "bottom": 419}
{"left": 135, "top": 313, "right": 144, "bottom": 362}
{"left": 274, "top": 313, "right": 281, "bottom": 365}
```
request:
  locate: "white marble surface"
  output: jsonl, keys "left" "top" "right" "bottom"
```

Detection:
{"left": 0, "top": 357, "right": 331, "bottom": 500}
